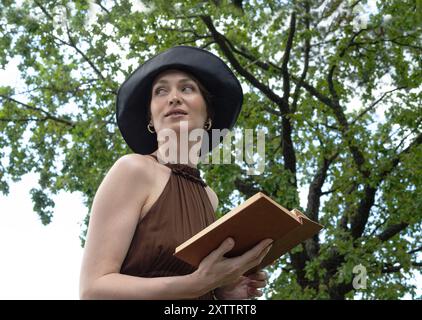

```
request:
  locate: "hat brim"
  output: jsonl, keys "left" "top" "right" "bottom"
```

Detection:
{"left": 116, "top": 45, "right": 243, "bottom": 155}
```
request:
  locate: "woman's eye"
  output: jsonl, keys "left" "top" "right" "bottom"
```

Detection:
{"left": 182, "top": 86, "right": 194, "bottom": 92}
{"left": 154, "top": 88, "right": 166, "bottom": 95}
{"left": 154, "top": 85, "right": 194, "bottom": 95}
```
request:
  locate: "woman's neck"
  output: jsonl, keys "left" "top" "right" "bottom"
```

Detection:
{"left": 152, "top": 147, "right": 200, "bottom": 169}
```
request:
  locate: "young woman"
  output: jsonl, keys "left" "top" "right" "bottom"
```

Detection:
{"left": 79, "top": 46, "right": 273, "bottom": 300}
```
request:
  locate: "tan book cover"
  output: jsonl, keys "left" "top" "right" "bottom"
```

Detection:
{"left": 173, "top": 192, "right": 323, "bottom": 275}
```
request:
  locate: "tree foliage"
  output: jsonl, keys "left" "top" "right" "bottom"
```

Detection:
{"left": 0, "top": 0, "right": 421, "bottom": 299}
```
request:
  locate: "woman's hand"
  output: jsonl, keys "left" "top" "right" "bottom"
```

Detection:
{"left": 192, "top": 237, "right": 273, "bottom": 297}
{"left": 214, "top": 270, "right": 269, "bottom": 300}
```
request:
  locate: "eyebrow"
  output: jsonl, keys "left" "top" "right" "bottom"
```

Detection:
{"left": 153, "top": 78, "right": 195, "bottom": 87}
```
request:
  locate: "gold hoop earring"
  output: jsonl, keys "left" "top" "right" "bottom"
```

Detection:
{"left": 147, "top": 122, "right": 155, "bottom": 133}
{"left": 204, "top": 119, "right": 212, "bottom": 131}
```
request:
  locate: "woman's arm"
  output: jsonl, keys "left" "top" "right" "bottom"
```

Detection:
{"left": 79, "top": 154, "right": 201, "bottom": 299}
{"left": 81, "top": 271, "right": 200, "bottom": 300}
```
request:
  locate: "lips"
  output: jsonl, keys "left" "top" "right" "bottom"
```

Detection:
{"left": 165, "top": 109, "right": 188, "bottom": 117}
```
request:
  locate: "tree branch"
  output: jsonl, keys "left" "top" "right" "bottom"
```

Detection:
{"left": 382, "top": 261, "right": 422, "bottom": 273}
{"left": 327, "top": 29, "right": 366, "bottom": 105}
{"left": 310, "top": 38, "right": 339, "bottom": 48}
{"left": 408, "top": 246, "right": 422, "bottom": 255}
{"left": 321, "top": 185, "right": 341, "bottom": 195}
{"left": 200, "top": 15, "right": 284, "bottom": 106}
{"left": 262, "top": 104, "right": 282, "bottom": 117}
{"left": 0, "top": 95, "right": 75, "bottom": 127}
{"left": 35, "top": 1, "right": 107, "bottom": 83}
{"left": 386, "top": 132, "right": 422, "bottom": 177}
{"left": 291, "top": 1, "right": 310, "bottom": 113}
{"left": 298, "top": 78, "right": 370, "bottom": 178}
{"left": 280, "top": 12, "right": 296, "bottom": 113}
{"left": 304, "top": 29, "right": 369, "bottom": 179}
{"left": 295, "top": 77, "right": 363, "bottom": 182}
{"left": 64, "top": 26, "right": 106, "bottom": 82}
{"left": 0, "top": 117, "right": 43, "bottom": 123}
{"left": 156, "top": 26, "right": 211, "bottom": 39}
{"left": 350, "top": 132, "right": 422, "bottom": 239}
{"left": 221, "top": 36, "right": 282, "bottom": 74}
{"left": 338, "top": 182, "right": 358, "bottom": 231}
{"left": 306, "top": 153, "right": 339, "bottom": 222}
{"left": 278, "top": 12, "right": 299, "bottom": 186}
{"left": 304, "top": 152, "right": 338, "bottom": 259}
{"left": 293, "top": 77, "right": 335, "bottom": 107}
{"left": 354, "top": 37, "right": 422, "bottom": 51}
{"left": 350, "top": 185, "right": 377, "bottom": 239}
{"left": 200, "top": 40, "right": 216, "bottom": 49}
{"left": 377, "top": 222, "right": 409, "bottom": 242}
{"left": 289, "top": 246, "right": 319, "bottom": 291}
{"left": 367, "top": 214, "right": 388, "bottom": 238}
{"left": 392, "top": 123, "right": 422, "bottom": 154}
{"left": 33, "top": 0, "right": 54, "bottom": 20}
{"left": 350, "top": 87, "right": 407, "bottom": 125}
{"left": 95, "top": 0, "right": 111, "bottom": 15}
{"left": 234, "top": 177, "right": 260, "bottom": 199}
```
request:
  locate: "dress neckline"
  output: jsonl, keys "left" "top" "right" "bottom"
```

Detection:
{"left": 148, "top": 154, "right": 207, "bottom": 187}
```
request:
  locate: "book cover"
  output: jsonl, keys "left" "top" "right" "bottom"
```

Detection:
{"left": 173, "top": 192, "right": 323, "bottom": 275}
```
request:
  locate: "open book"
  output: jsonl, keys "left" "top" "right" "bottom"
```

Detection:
{"left": 173, "top": 192, "right": 323, "bottom": 275}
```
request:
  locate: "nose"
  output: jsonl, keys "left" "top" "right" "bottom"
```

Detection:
{"left": 169, "top": 89, "right": 182, "bottom": 105}
{"left": 169, "top": 96, "right": 181, "bottom": 105}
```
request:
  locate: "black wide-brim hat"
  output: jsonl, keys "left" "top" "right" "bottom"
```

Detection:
{"left": 116, "top": 45, "right": 243, "bottom": 155}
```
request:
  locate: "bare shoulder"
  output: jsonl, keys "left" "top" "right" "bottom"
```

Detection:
{"left": 113, "top": 153, "right": 159, "bottom": 182}
{"left": 91, "top": 153, "right": 156, "bottom": 222}
{"left": 205, "top": 185, "right": 219, "bottom": 212}
{"left": 113, "top": 153, "right": 154, "bottom": 176}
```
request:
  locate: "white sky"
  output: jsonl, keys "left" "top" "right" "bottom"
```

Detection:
{"left": 0, "top": 172, "right": 86, "bottom": 300}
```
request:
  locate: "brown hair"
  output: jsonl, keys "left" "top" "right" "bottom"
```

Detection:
{"left": 147, "top": 71, "right": 214, "bottom": 125}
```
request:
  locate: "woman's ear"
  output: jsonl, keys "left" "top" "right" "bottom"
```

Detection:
{"left": 147, "top": 107, "right": 153, "bottom": 124}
